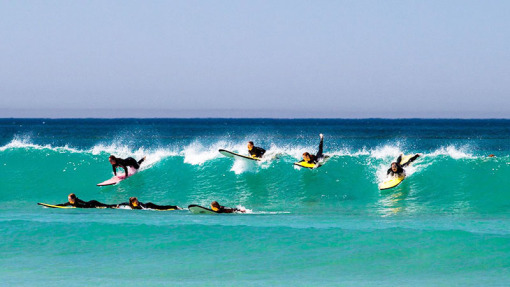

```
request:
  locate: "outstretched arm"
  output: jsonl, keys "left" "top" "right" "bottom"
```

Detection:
{"left": 55, "top": 202, "right": 71, "bottom": 207}
{"left": 112, "top": 165, "right": 117, "bottom": 176}
{"left": 402, "top": 154, "right": 420, "bottom": 167}
{"left": 315, "top": 134, "right": 324, "bottom": 159}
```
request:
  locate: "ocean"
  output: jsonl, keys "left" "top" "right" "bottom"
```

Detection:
{"left": 1, "top": 118, "right": 509, "bottom": 286}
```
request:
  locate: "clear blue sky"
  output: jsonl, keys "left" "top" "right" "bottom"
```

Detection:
{"left": 1, "top": 1, "right": 509, "bottom": 118}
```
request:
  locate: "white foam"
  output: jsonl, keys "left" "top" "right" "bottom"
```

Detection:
{"left": 426, "top": 145, "right": 475, "bottom": 159}
{"left": 369, "top": 144, "right": 403, "bottom": 159}
{"left": 0, "top": 136, "right": 81, "bottom": 153}
{"left": 182, "top": 140, "right": 234, "bottom": 165}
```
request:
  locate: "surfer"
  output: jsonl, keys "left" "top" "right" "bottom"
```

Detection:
{"left": 116, "top": 197, "right": 181, "bottom": 210}
{"left": 210, "top": 201, "right": 245, "bottom": 213}
{"left": 248, "top": 141, "right": 266, "bottom": 158}
{"left": 56, "top": 193, "right": 114, "bottom": 208}
{"left": 300, "top": 134, "right": 324, "bottom": 164}
{"left": 387, "top": 154, "right": 420, "bottom": 177}
{"left": 109, "top": 155, "right": 146, "bottom": 177}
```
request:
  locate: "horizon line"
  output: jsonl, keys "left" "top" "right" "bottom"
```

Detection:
{"left": 1, "top": 117, "right": 509, "bottom": 120}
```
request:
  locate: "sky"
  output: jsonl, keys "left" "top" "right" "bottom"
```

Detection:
{"left": 0, "top": 0, "right": 509, "bottom": 118}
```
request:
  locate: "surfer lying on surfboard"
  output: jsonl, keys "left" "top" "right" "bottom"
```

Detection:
{"left": 109, "top": 155, "right": 146, "bottom": 177}
{"left": 387, "top": 154, "right": 420, "bottom": 177}
{"left": 116, "top": 197, "right": 182, "bottom": 210}
{"left": 299, "top": 134, "right": 324, "bottom": 165}
{"left": 55, "top": 193, "right": 115, "bottom": 208}
{"left": 211, "top": 201, "right": 245, "bottom": 213}
{"left": 248, "top": 141, "right": 266, "bottom": 158}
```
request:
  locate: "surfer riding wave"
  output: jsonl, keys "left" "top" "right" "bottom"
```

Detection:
{"left": 109, "top": 155, "right": 145, "bottom": 177}
{"left": 300, "top": 134, "right": 324, "bottom": 164}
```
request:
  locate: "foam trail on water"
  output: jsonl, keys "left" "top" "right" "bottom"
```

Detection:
{"left": 426, "top": 145, "right": 475, "bottom": 159}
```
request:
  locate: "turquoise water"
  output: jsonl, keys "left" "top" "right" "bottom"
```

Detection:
{"left": 1, "top": 119, "right": 509, "bottom": 286}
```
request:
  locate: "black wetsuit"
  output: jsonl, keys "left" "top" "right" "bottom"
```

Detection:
{"left": 118, "top": 202, "right": 180, "bottom": 210}
{"left": 300, "top": 137, "right": 324, "bottom": 164}
{"left": 248, "top": 146, "right": 266, "bottom": 158}
{"left": 112, "top": 157, "right": 145, "bottom": 177}
{"left": 387, "top": 154, "right": 420, "bottom": 176}
{"left": 57, "top": 198, "right": 113, "bottom": 208}
{"left": 214, "top": 205, "right": 240, "bottom": 213}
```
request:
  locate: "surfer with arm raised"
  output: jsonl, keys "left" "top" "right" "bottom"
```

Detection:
{"left": 300, "top": 134, "right": 324, "bottom": 164}
{"left": 248, "top": 141, "right": 266, "bottom": 158}
{"left": 109, "top": 155, "right": 146, "bottom": 177}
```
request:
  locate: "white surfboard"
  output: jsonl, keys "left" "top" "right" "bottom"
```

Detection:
{"left": 219, "top": 149, "right": 261, "bottom": 161}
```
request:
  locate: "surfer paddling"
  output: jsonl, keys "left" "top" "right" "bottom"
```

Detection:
{"left": 116, "top": 197, "right": 181, "bottom": 210}
{"left": 248, "top": 141, "right": 266, "bottom": 158}
{"left": 109, "top": 155, "right": 146, "bottom": 177}
{"left": 56, "top": 193, "right": 114, "bottom": 208}
{"left": 299, "top": 134, "right": 324, "bottom": 165}
{"left": 210, "top": 201, "right": 245, "bottom": 213}
{"left": 387, "top": 154, "right": 420, "bottom": 177}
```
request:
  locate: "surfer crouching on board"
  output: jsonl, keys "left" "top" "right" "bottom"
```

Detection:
{"left": 248, "top": 141, "right": 266, "bottom": 158}
{"left": 56, "top": 193, "right": 114, "bottom": 208}
{"left": 211, "top": 201, "right": 245, "bottom": 213}
{"left": 116, "top": 197, "right": 181, "bottom": 210}
{"left": 387, "top": 154, "right": 420, "bottom": 177}
{"left": 300, "top": 134, "right": 324, "bottom": 164}
{"left": 109, "top": 155, "right": 146, "bottom": 177}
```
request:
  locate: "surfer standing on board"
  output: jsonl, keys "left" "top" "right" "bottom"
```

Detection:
{"left": 299, "top": 134, "right": 324, "bottom": 164}
{"left": 248, "top": 141, "right": 266, "bottom": 158}
{"left": 387, "top": 154, "right": 420, "bottom": 177}
{"left": 109, "top": 155, "right": 145, "bottom": 177}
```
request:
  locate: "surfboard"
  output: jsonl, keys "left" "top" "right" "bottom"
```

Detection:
{"left": 188, "top": 204, "right": 219, "bottom": 214}
{"left": 37, "top": 203, "right": 75, "bottom": 209}
{"left": 378, "top": 175, "right": 406, "bottom": 190}
{"left": 97, "top": 167, "right": 137, "bottom": 186}
{"left": 219, "top": 149, "right": 260, "bottom": 161}
{"left": 294, "top": 155, "right": 330, "bottom": 169}
{"left": 37, "top": 202, "right": 111, "bottom": 209}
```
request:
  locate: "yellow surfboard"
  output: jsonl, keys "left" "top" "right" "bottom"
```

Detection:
{"left": 379, "top": 175, "right": 405, "bottom": 190}
{"left": 37, "top": 203, "right": 75, "bottom": 209}
{"left": 294, "top": 156, "right": 330, "bottom": 169}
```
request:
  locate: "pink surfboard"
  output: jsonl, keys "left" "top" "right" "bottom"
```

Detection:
{"left": 97, "top": 168, "right": 137, "bottom": 186}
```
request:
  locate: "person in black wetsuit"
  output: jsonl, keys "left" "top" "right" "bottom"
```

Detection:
{"left": 210, "top": 201, "right": 245, "bottom": 213}
{"left": 387, "top": 154, "right": 420, "bottom": 177}
{"left": 300, "top": 134, "right": 324, "bottom": 164}
{"left": 56, "top": 193, "right": 114, "bottom": 208}
{"left": 248, "top": 141, "right": 266, "bottom": 158}
{"left": 109, "top": 155, "right": 146, "bottom": 177}
{"left": 116, "top": 197, "right": 181, "bottom": 210}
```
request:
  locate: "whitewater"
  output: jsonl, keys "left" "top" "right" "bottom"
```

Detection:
{"left": 1, "top": 118, "right": 509, "bottom": 286}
